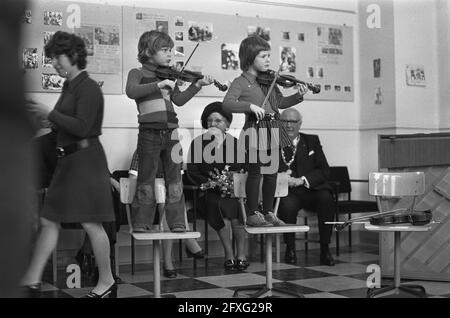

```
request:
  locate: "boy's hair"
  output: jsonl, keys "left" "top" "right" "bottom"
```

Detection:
{"left": 238, "top": 35, "right": 270, "bottom": 71}
{"left": 137, "top": 30, "right": 174, "bottom": 64}
{"left": 44, "top": 31, "right": 87, "bottom": 69}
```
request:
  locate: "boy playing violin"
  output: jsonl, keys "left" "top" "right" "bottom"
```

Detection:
{"left": 125, "top": 30, "right": 213, "bottom": 232}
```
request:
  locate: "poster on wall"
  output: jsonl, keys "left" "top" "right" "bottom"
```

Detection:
{"left": 405, "top": 64, "right": 426, "bottom": 86}
{"left": 134, "top": 12, "right": 169, "bottom": 39}
{"left": 74, "top": 24, "right": 121, "bottom": 74}
{"left": 317, "top": 26, "right": 343, "bottom": 64}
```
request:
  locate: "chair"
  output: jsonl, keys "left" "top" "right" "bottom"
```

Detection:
{"left": 120, "top": 177, "right": 200, "bottom": 298}
{"left": 329, "top": 166, "right": 378, "bottom": 255}
{"left": 365, "top": 171, "right": 432, "bottom": 298}
{"left": 232, "top": 172, "right": 309, "bottom": 298}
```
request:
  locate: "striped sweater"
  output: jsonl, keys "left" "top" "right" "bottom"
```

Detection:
{"left": 125, "top": 63, "right": 201, "bottom": 129}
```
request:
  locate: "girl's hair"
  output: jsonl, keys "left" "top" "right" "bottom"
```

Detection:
{"left": 44, "top": 31, "right": 87, "bottom": 69}
{"left": 137, "top": 30, "right": 174, "bottom": 64}
{"left": 238, "top": 35, "right": 270, "bottom": 71}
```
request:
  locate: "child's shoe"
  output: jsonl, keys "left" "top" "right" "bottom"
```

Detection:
{"left": 246, "top": 211, "right": 272, "bottom": 227}
{"left": 264, "top": 212, "right": 286, "bottom": 226}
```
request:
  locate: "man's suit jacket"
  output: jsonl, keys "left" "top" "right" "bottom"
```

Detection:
{"left": 280, "top": 132, "right": 332, "bottom": 192}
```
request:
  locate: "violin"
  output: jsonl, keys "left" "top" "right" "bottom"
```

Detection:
{"left": 256, "top": 70, "right": 321, "bottom": 94}
{"left": 155, "top": 66, "right": 228, "bottom": 92}
{"left": 370, "top": 210, "right": 432, "bottom": 226}
{"left": 330, "top": 208, "right": 433, "bottom": 232}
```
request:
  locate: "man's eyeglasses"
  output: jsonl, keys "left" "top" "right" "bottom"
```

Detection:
{"left": 281, "top": 120, "right": 301, "bottom": 124}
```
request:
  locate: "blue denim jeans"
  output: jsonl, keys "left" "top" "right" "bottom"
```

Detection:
{"left": 131, "top": 128, "right": 185, "bottom": 231}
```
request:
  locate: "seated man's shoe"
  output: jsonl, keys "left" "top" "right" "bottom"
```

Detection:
{"left": 320, "top": 248, "right": 335, "bottom": 266}
{"left": 284, "top": 248, "right": 297, "bottom": 264}
{"left": 264, "top": 211, "right": 286, "bottom": 226}
{"left": 163, "top": 268, "right": 178, "bottom": 278}
{"left": 246, "top": 211, "right": 272, "bottom": 227}
{"left": 185, "top": 247, "right": 205, "bottom": 259}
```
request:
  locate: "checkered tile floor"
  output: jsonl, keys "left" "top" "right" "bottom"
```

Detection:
{"left": 39, "top": 244, "right": 450, "bottom": 298}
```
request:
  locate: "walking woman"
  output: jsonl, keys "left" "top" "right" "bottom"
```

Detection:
{"left": 22, "top": 31, "right": 116, "bottom": 298}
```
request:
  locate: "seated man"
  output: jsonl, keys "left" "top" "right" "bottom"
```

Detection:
{"left": 278, "top": 108, "right": 335, "bottom": 266}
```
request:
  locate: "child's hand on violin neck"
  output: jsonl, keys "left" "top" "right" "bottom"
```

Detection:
{"left": 194, "top": 75, "right": 214, "bottom": 88}
{"left": 250, "top": 104, "right": 265, "bottom": 120}
{"left": 158, "top": 79, "right": 176, "bottom": 90}
{"left": 296, "top": 83, "right": 308, "bottom": 96}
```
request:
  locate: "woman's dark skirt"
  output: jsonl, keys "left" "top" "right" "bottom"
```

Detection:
{"left": 41, "top": 142, "right": 115, "bottom": 223}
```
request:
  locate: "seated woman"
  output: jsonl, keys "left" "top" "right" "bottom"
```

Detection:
{"left": 186, "top": 102, "right": 249, "bottom": 271}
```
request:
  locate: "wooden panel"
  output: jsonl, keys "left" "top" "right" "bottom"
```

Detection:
{"left": 379, "top": 133, "right": 450, "bottom": 169}
{"left": 379, "top": 166, "right": 450, "bottom": 281}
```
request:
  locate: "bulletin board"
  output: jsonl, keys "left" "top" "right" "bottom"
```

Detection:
{"left": 122, "top": 6, "right": 354, "bottom": 101}
{"left": 21, "top": 0, "right": 122, "bottom": 94}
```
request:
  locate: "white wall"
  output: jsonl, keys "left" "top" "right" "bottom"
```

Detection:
{"left": 30, "top": 0, "right": 362, "bottom": 178}
{"left": 394, "top": 0, "right": 440, "bottom": 130}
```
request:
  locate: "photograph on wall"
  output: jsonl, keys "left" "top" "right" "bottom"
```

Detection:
{"left": 22, "top": 48, "right": 38, "bottom": 69}
{"left": 174, "top": 16, "right": 184, "bottom": 27}
{"left": 188, "top": 21, "right": 213, "bottom": 42}
{"left": 375, "top": 86, "right": 382, "bottom": 104}
{"left": 307, "top": 66, "right": 314, "bottom": 78}
{"left": 317, "top": 26, "right": 343, "bottom": 64}
{"left": 316, "top": 66, "right": 324, "bottom": 78}
{"left": 406, "top": 64, "right": 426, "bottom": 86}
{"left": 175, "top": 31, "right": 183, "bottom": 41}
{"left": 344, "top": 86, "right": 352, "bottom": 92}
{"left": 75, "top": 26, "right": 94, "bottom": 56}
{"left": 42, "top": 31, "right": 55, "bottom": 67}
{"left": 334, "top": 85, "right": 341, "bottom": 92}
{"left": 373, "top": 58, "right": 381, "bottom": 78}
{"left": 41, "top": 73, "right": 65, "bottom": 90}
{"left": 282, "top": 31, "right": 290, "bottom": 41}
{"left": 280, "top": 47, "right": 296, "bottom": 72}
{"left": 156, "top": 20, "right": 169, "bottom": 34}
{"left": 297, "top": 33, "right": 305, "bottom": 41}
{"left": 221, "top": 43, "right": 239, "bottom": 70}
{"left": 175, "top": 61, "right": 184, "bottom": 69}
{"left": 174, "top": 46, "right": 184, "bottom": 57}
{"left": 22, "top": 10, "right": 32, "bottom": 24}
{"left": 324, "top": 84, "right": 331, "bottom": 91}
{"left": 43, "top": 11, "right": 62, "bottom": 26}
{"left": 247, "top": 26, "right": 270, "bottom": 42}
{"left": 95, "top": 25, "right": 120, "bottom": 46}
{"left": 134, "top": 12, "right": 169, "bottom": 39}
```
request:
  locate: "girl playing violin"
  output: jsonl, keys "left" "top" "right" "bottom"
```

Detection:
{"left": 223, "top": 35, "right": 308, "bottom": 227}
{"left": 125, "top": 30, "right": 213, "bottom": 232}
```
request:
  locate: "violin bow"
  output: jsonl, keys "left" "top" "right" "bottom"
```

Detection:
{"left": 180, "top": 42, "right": 199, "bottom": 73}
{"left": 326, "top": 208, "right": 408, "bottom": 231}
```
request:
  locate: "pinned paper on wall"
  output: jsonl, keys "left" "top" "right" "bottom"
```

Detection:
{"left": 375, "top": 86, "right": 382, "bottom": 105}
{"left": 406, "top": 64, "right": 426, "bottom": 86}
